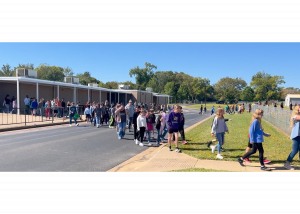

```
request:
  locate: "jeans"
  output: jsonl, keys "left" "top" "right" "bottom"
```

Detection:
{"left": 5, "top": 104, "right": 9, "bottom": 113}
{"left": 95, "top": 116, "right": 101, "bottom": 126}
{"left": 127, "top": 117, "right": 133, "bottom": 130}
{"left": 57, "top": 107, "right": 61, "bottom": 117}
{"left": 287, "top": 136, "right": 300, "bottom": 163}
{"left": 118, "top": 122, "right": 126, "bottom": 138}
{"left": 25, "top": 105, "right": 30, "bottom": 114}
{"left": 69, "top": 115, "right": 77, "bottom": 125}
{"left": 147, "top": 130, "right": 152, "bottom": 142}
{"left": 215, "top": 132, "right": 225, "bottom": 153}
{"left": 160, "top": 126, "right": 168, "bottom": 141}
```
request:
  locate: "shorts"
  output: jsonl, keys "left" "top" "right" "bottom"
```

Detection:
{"left": 33, "top": 109, "right": 37, "bottom": 114}
{"left": 168, "top": 128, "right": 178, "bottom": 134}
{"left": 86, "top": 114, "right": 91, "bottom": 119}
{"left": 54, "top": 109, "right": 58, "bottom": 113}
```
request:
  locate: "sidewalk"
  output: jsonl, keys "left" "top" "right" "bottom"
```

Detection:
{"left": 0, "top": 114, "right": 87, "bottom": 132}
{"left": 108, "top": 115, "right": 295, "bottom": 172}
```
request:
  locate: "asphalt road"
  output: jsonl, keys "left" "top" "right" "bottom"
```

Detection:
{"left": 0, "top": 109, "right": 212, "bottom": 172}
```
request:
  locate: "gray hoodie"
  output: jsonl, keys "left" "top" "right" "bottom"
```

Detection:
{"left": 211, "top": 117, "right": 228, "bottom": 134}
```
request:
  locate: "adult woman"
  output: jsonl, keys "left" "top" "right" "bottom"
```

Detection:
{"left": 284, "top": 106, "right": 300, "bottom": 170}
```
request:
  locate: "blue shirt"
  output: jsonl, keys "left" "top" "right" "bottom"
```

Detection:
{"left": 249, "top": 119, "right": 269, "bottom": 143}
{"left": 290, "top": 116, "right": 300, "bottom": 139}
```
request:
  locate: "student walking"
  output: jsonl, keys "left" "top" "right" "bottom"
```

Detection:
{"left": 167, "top": 105, "right": 182, "bottom": 153}
{"left": 284, "top": 106, "right": 300, "bottom": 170}
{"left": 31, "top": 98, "right": 38, "bottom": 116}
{"left": 84, "top": 105, "right": 91, "bottom": 124}
{"left": 94, "top": 104, "right": 102, "bottom": 128}
{"left": 210, "top": 108, "right": 229, "bottom": 159}
{"left": 133, "top": 106, "right": 141, "bottom": 144}
{"left": 204, "top": 106, "right": 207, "bottom": 113}
{"left": 146, "top": 111, "right": 154, "bottom": 144}
{"left": 211, "top": 106, "right": 215, "bottom": 115}
{"left": 173, "top": 106, "right": 187, "bottom": 144}
{"left": 237, "top": 109, "right": 271, "bottom": 171}
{"left": 136, "top": 110, "right": 150, "bottom": 146}
{"left": 104, "top": 100, "right": 110, "bottom": 125}
{"left": 115, "top": 104, "right": 129, "bottom": 139}
{"left": 69, "top": 102, "right": 79, "bottom": 126}
{"left": 199, "top": 105, "right": 203, "bottom": 115}
{"left": 109, "top": 104, "right": 116, "bottom": 128}
{"left": 3, "top": 95, "right": 11, "bottom": 113}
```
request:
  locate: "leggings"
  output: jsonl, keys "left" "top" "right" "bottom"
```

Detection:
{"left": 242, "top": 143, "right": 264, "bottom": 166}
{"left": 138, "top": 127, "right": 146, "bottom": 143}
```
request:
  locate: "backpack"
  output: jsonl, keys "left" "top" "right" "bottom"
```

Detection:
{"left": 155, "top": 115, "right": 162, "bottom": 129}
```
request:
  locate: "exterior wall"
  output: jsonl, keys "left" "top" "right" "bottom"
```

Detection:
{"left": 39, "top": 84, "right": 55, "bottom": 103}
{"left": 91, "top": 90, "right": 100, "bottom": 103}
{"left": 19, "top": 83, "right": 36, "bottom": 109}
{"left": 0, "top": 81, "right": 17, "bottom": 107}
{"left": 291, "top": 98, "right": 300, "bottom": 105}
{"left": 58, "top": 87, "right": 73, "bottom": 103}
{"left": 77, "top": 89, "right": 88, "bottom": 105}
{"left": 145, "top": 93, "right": 153, "bottom": 104}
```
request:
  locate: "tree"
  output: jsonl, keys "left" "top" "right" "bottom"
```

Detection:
{"left": 129, "top": 62, "right": 157, "bottom": 90}
{"left": 14, "top": 63, "right": 34, "bottom": 70}
{"left": 1, "top": 64, "right": 14, "bottom": 76}
{"left": 241, "top": 86, "right": 255, "bottom": 102}
{"left": 105, "top": 81, "right": 119, "bottom": 89}
{"left": 63, "top": 66, "right": 74, "bottom": 77}
{"left": 164, "top": 82, "right": 177, "bottom": 102}
{"left": 214, "top": 77, "right": 247, "bottom": 102}
{"left": 36, "top": 63, "right": 65, "bottom": 81}
{"left": 177, "top": 82, "right": 189, "bottom": 102}
{"left": 250, "top": 71, "right": 285, "bottom": 101}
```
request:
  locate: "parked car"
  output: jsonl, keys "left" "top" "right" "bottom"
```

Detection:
{"left": 216, "top": 100, "right": 225, "bottom": 104}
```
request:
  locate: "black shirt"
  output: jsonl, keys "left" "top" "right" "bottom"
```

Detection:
{"left": 5, "top": 98, "right": 10, "bottom": 105}
{"left": 132, "top": 111, "right": 140, "bottom": 125}
{"left": 120, "top": 110, "right": 126, "bottom": 122}
{"left": 61, "top": 101, "right": 66, "bottom": 108}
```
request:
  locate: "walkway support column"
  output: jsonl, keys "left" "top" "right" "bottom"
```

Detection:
{"left": 110, "top": 91, "right": 111, "bottom": 104}
{"left": 73, "top": 87, "right": 76, "bottom": 103}
{"left": 118, "top": 93, "right": 120, "bottom": 103}
{"left": 100, "top": 90, "right": 101, "bottom": 103}
{"left": 17, "top": 79, "right": 20, "bottom": 115}
{"left": 57, "top": 85, "right": 59, "bottom": 98}
{"left": 88, "top": 89, "right": 90, "bottom": 102}
{"left": 36, "top": 83, "right": 39, "bottom": 102}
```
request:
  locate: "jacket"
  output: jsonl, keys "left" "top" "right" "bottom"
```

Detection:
{"left": 31, "top": 101, "right": 38, "bottom": 109}
{"left": 132, "top": 111, "right": 140, "bottom": 125}
{"left": 249, "top": 119, "right": 269, "bottom": 143}
{"left": 115, "top": 107, "right": 129, "bottom": 123}
{"left": 211, "top": 117, "right": 228, "bottom": 134}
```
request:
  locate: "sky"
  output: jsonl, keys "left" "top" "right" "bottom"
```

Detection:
{"left": 0, "top": 42, "right": 299, "bottom": 88}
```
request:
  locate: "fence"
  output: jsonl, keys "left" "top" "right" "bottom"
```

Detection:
{"left": 0, "top": 106, "right": 85, "bottom": 127}
{"left": 251, "top": 105, "right": 292, "bottom": 135}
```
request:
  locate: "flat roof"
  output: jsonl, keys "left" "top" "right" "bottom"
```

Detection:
{"left": 286, "top": 94, "right": 300, "bottom": 98}
{"left": 0, "top": 77, "right": 171, "bottom": 97}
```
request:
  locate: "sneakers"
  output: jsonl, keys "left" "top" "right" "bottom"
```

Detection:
{"left": 261, "top": 166, "right": 271, "bottom": 171}
{"left": 147, "top": 143, "right": 152, "bottom": 146}
{"left": 175, "top": 148, "right": 181, "bottom": 153}
{"left": 182, "top": 141, "right": 187, "bottom": 145}
{"left": 284, "top": 162, "right": 294, "bottom": 170}
{"left": 220, "top": 147, "right": 225, "bottom": 152}
{"left": 76, "top": 124, "right": 79, "bottom": 126}
{"left": 135, "top": 140, "right": 140, "bottom": 145}
{"left": 244, "top": 158, "right": 251, "bottom": 163}
{"left": 97, "top": 124, "right": 99, "bottom": 128}
{"left": 207, "top": 141, "right": 212, "bottom": 148}
{"left": 139, "top": 142, "right": 144, "bottom": 147}
{"left": 210, "top": 146, "right": 216, "bottom": 153}
{"left": 263, "top": 159, "right": 271, "bottom": 164}
{"left": 216, "top": 154, "right": 223, "bottom": 159}
{"left": 169, "top": 147, "right": 173, "bottom": 151}
{"left": 118, "top": 137, "right": 121, "bottom": 140}
{"left": 69, "top": 124, "right": 72, "bottom": 127}
{"left": 237, "top": 158, "right": 244, "bottom": 166}
{"left": 173, "top": 141, "right": 175, "bottom": 144}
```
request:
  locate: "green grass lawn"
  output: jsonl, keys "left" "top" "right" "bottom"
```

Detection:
{"left": 185, "top": 103, "right": 242, "bottom": 111}
{"left": 170, "top": 112, "right": 296, "bottom": 165}
{"left": 169, "top": 168, "right": 233, "bottom": 172}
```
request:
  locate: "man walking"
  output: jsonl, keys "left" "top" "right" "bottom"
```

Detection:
{"left": 24, "top": 95, "right": 30, "bottom": 114}
{"left": 125, "top": 100, "right": 135, "bottom": 132}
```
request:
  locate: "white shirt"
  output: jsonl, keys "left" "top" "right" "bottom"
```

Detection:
{"left": 137, "top": 115, "right": 147, "bottom": 131}
{"left": 24, "top": 97, "right": 30, "bottom": 105}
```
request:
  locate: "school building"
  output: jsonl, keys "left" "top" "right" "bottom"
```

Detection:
{"left": 0, "top": 77, "right": 171, "bottom": 111}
